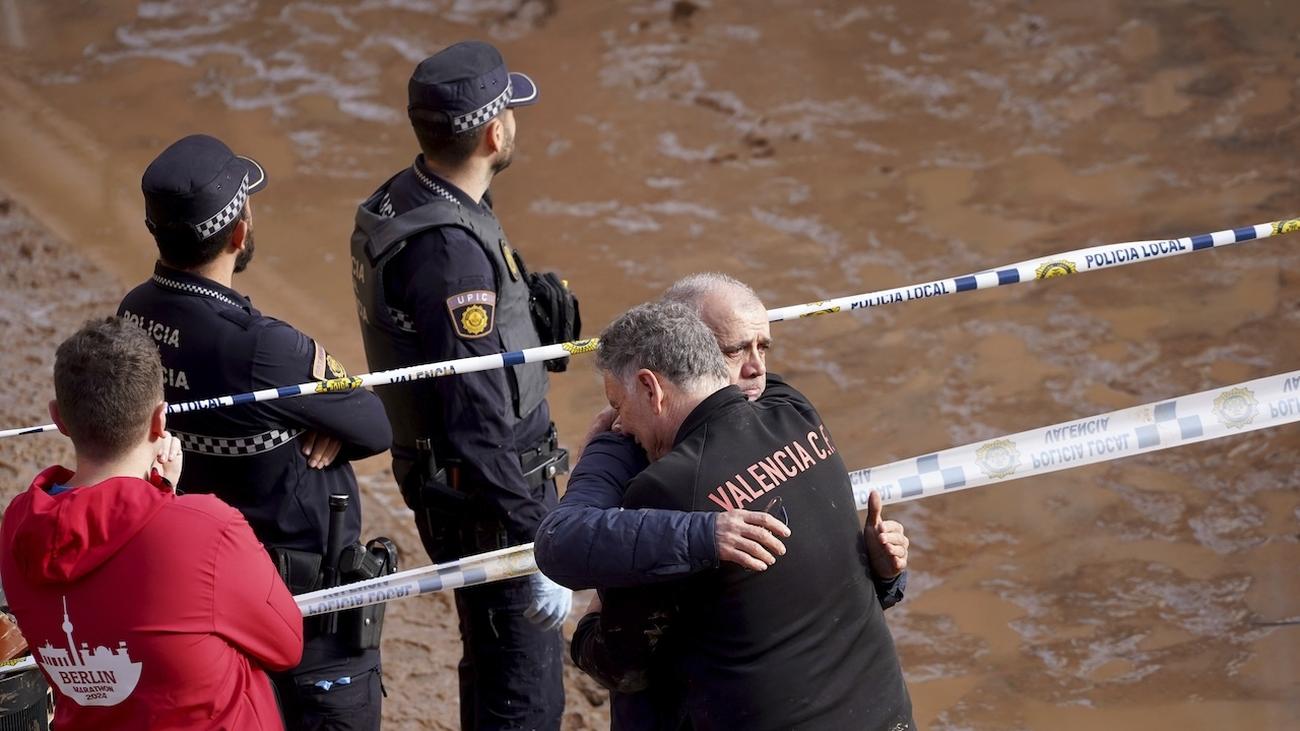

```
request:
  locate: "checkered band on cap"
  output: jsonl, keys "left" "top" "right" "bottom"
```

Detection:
{"left": 176, "top": 427, "right": 303, "bottom": 457}
{"left": 196, "top": 174, "right": 249, "bottom": 240}
{"left": 451, "top": 80, "right": 512, "bottom": 133}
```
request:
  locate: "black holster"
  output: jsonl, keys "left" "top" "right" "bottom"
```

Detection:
{"left": 402, "top": 429, "right": 570, "bottom": 557}
{"left": 401, "top": 438, "right": 468, "bottom": 563}
{"left": 268, "top": 536, "right": 399, "bottom": 651}
{"left": 399, "top": 438, "right": 467, "bottom": 516}
{"left": 337, "top": 538, "right": 399, "bottom": 651}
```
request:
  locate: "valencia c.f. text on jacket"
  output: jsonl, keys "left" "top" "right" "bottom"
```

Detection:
{"left": 588, "top": 380, "right": 915, "bottom": 731}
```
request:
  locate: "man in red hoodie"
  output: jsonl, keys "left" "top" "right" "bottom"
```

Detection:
{"left": 0, "top": 317, "right": 303, "bottom": 730}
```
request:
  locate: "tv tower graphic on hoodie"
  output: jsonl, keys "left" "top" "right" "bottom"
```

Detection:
{"left": 35, "top": 597, "right": 142, "bottom": 706}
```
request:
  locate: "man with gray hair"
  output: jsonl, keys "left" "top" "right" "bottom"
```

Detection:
{"left": 537, "top": 274, "right": 909, "bottom": 729}
{"left": 592, "top": 301, "right": 733, "bottom": 459}
{"left": 571, "top": 301, "right": 915, "bottom": 730}
{"left": 536, "top": 273, "right": 908, "bottom": 598}
{"left": 660, "top": 272, "right": 770, "bottom": 399}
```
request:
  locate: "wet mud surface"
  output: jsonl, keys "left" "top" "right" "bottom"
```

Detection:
{"left": 1, "top": 1, "right": 1298, "bottom": 728}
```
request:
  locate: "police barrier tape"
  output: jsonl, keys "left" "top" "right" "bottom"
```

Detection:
{"left": 293, "top": 543, "right": 538, "bottom": 617}
{"left": 767, "top": 218, "right": 1300, "bottom": 320}
{"left": 1, "top": 217, "right": 1294, "bottom": 438}
{"left": 846, "top": 370, "right": 1300, "bottom": 510}
{"left": 2, "top": 370, "right": 1296, "bottom": 677}
{"left": 0, "top": 340, "right": 598, "bottom": 438}
{"left": 293, "top": 543, "right": 536, "bottom": 609}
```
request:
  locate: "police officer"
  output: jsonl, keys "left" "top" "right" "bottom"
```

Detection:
{"left": 350, "top": 41, "right": 573, "bottom": 730}
{"left": 119, "top": 134, "right": 393, "bottom": 730}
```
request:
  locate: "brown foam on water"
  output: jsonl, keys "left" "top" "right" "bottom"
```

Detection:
{"left": 1, "top": 1, "right": 1298, "bottom": 729}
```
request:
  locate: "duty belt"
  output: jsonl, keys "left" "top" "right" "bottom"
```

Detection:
{"left": 420, "top": 424, "right": 568, "bottom": 490}
{"left": 516, "top": 424, "right": 567, "bottom": 484}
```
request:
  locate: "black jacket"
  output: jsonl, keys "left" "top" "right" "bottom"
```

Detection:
{"left": 364, "top": 158, "right": 554, "bottom": 544}
{"left": 119, "top": 263, "right": 391, "bottom": 553}
{"left": 536, "top": 376, "right": 906, "bottom": 603}
{"left": 576, "top": 379, "right": 914, "bottom": 731}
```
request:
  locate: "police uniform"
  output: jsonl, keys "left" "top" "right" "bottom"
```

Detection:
{"left": 574, "top": 379, "right": 916, "bottom": 731}
{"left": 120, "top": 134, "right": 393, "bottom": 731}
{"left": 351, "top": 42, "right": 566, "bottom": 730}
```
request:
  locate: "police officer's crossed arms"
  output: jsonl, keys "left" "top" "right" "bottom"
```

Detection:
{"left": 119, "top": 134, "right": 394, "bottom": 731}
{"left": 351, "top": 41, "right": 580, "bottom": 731}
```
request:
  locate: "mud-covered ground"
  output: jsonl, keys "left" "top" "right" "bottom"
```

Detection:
{"left": 1, "top": 1, "right": 1299, "bottom": 729}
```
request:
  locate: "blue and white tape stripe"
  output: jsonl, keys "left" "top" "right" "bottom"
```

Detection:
{"left": 294, "top": 544, "right": 537, "bottom": 618}
{"left": 3, "top": 373, "right": 1295, "bottom": 677}
{"left": 767, "top": 218, "right": 1298, "bottom": 321}
{"left": 294, "top": 543, "right": 532, "bottom": 605}
{"left": 848, "top": 370, "right": 1300, "bottom": 509}
{"left": 2, "top": 218, "right": 1294, "bottom": 438}
{"left": 0, "top": 340, "right": 600, "bottom": 437}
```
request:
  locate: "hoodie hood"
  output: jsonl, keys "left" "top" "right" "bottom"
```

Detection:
{"left": 2, "top": 466, "right": 174, "bottom": 584}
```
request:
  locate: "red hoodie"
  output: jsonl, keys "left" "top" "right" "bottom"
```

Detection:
{"left": 0, "top": 466, "right": 303, "bottom": 730}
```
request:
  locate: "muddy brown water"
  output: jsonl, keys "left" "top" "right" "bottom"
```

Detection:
{"left": 1, "top": 1, "right": 1298, "bottom": 729}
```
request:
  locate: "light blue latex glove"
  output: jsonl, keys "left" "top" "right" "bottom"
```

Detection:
{"left": 525, "top": 572, "right": 573, "bottom": 631}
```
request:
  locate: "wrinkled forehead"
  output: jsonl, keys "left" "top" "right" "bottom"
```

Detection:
{"left": 700, "top": 295, "right": 770, "bottom": 345}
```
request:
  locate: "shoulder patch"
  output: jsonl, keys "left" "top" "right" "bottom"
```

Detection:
{"left": 311, "top": 342, "right": 349, "bottom": 380}
{"left": 447, "top": 290, "right": 497, "bottom": 339}
{"left": 326, "top": 353, "right": 348, "bottom": 379}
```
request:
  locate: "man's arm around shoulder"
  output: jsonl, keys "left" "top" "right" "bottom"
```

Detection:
{"left": 536, "top": 432, "right": 717, "bottom": 590}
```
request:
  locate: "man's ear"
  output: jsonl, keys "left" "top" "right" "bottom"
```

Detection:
{"left": 229, "top": 218, "right": 248, "bottom": 254}
{"left": 484, "top": 117, "right": 505, "bottom": 155}
{"left": 149, "top": 401, "right": 167, "bottom": 441}
{"left": 636, "top": 369, "right": 666, "bottom": 415}
{"left": 48, "top": 400, "right": 69, "bottom": 437}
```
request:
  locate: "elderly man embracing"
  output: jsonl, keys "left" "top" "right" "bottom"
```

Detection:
{"left": 570, "top": 301, "right": 915, "bottom": 731}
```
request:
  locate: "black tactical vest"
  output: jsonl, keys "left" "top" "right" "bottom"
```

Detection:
{"left": 350, "top": 177, "right": 548, "bottom": 452}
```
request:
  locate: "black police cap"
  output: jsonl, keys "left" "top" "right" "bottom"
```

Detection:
{"left": 408, "top": 41, "right": 538, "bottom": 133}
{"left": 142, "top": 134, "right": 267, "bottom": 241}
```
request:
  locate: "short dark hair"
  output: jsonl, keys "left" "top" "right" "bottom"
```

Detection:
{"left": 151, "top": 205, "right": 245, "bottom": 270}
{"left": 409, "top": 108, "right": 487, "bottom": 168}
{"left": 54, "top": 317, "right": 164, "bottom": 460}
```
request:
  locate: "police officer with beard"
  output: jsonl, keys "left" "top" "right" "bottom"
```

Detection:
{"left": 350, "top": 41, "right": 576, "bottom": 730}
{"left": 118, "top": 134, "right": 393, "bottom": 730}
